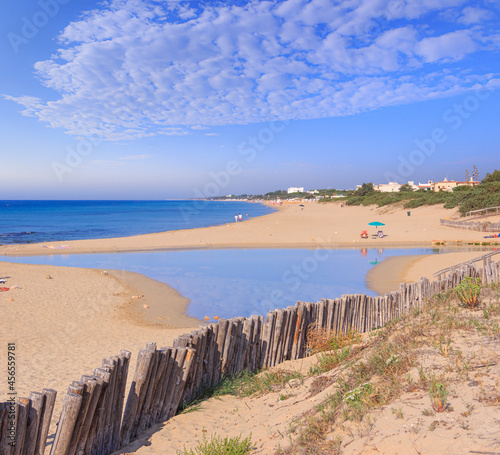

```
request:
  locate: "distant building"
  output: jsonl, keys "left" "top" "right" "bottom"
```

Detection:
{"left": 307, "top": 190, "right": 319, "bottom": 194}
{"left": 376, "top": 182, "right": 401, "bottom": 192}
{"left": 431, "top": 177, "right": 479, "bottom": 192}
{"left": 287, "top": 187, "right": 304, "bottom": 194}
{"left": 375, "top": 181, "right": 418, "bottom": 192}
{"left": 418, "top": 180, "right": 433, "bottom": 191}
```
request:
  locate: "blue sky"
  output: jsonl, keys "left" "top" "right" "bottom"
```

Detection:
{"left": 1, "top": 0, "right": 499, "bottom": 199}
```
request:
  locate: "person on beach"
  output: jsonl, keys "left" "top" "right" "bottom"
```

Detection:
{"left": 239, "top": 213, "right": 242, "bottom": 222}
{"left": 235, "top": 214, "right": 238, "bottom": 222}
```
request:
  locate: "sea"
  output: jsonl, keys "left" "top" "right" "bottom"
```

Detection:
{"left": 0, "top": 200, "right": 275, "bottom": 244}
{"left": 0, "top": 200, "right": 482, "bottom": 319}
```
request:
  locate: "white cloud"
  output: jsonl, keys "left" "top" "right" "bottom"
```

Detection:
{"left": 415, "top": 30, "right": 477, "bottom": 62}
{"left": 5, "top": 0, "right": 499, "bottom": 140}
{"left": 458, "top": 6, "right": 493, "bottom": 25}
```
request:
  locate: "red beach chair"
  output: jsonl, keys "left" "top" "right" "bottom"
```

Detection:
{"left": 360, "top": 230, "right": 368, "bottom": 239}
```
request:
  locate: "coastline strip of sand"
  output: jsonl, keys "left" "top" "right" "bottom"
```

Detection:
{"left": 366, "top": 250, "right": 493, "bottom": 295}
{"left": 1, "top": 202, "right": 497, "bottom": 257}
{"left": 0, "top": 261, "right": 200, "bottom": 422}
{"left": 3, "top": 248, "right": 492, "bottom": 403}
{"left": 2, "top": 201, "right": 497, "bottom": 430}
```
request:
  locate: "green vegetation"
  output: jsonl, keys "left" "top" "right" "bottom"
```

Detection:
{"left": 179, "top": 368, "right": 304, "bottom": 414}
{"left": 179, "top": 432, "right": 254, "bottom": 455}
{"left": 212, "top": 188, "right": 350, "bottom": 201}
{"left": 307, "top": 327, "right": 362, "bottom": 375}
{"left": 277, "top": 281, "right": 500, "bottom": 454}
{"left": 332, "top": 180, "right": 500, "bottom": 216}
{"left": 399, "top": 183, "right": 415, "bottom": 192}
{"left": 214, "top": 369, "right": 304, "bottom": 398}
{"left": 455, "top": 276, "right": 482, "bottom": 308}
{"left": 213, "top": 168, "right": 500, "bottom": 216}
{"left": 354, "top": 182, "right": 375, "bottom": 197}
{"left": 482, "top": 169, "right": 500, "bottom": 184}
{"left": 429, "top": 378, "right": 448, "bottom": 412}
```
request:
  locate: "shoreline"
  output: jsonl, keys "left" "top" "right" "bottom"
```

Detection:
{"left": 105, "top": 268, "right": 201, "bottom": 329}
{"left": 3, "top": 201, "right": 498, "bottom": 453}
{"left": 365, "top": 249, "right": 494, "bottom": 295}
{"left": 3, "top": 240, "right": 493, "bottom": 426}
{"left": 1, "top": 202, "right": 496, "bottom": 257}
{"left": 0, "top": 261, "right": 201, "bottom": 422}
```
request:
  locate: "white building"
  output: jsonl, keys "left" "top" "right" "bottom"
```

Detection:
{"left": 376, "top": 182, "right": 401, "bottom": 192}
{"left": 376, "top": 181, "right": 419, "bottom": 192}
{"left": 287, "top": 187, "right": 304, "bottom": 194}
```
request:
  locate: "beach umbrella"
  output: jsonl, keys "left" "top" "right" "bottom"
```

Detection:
{"left": 368, "top": 221, "right": 385, "bottom": 235}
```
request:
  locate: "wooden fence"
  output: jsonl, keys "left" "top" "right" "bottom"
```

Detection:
{"left": 433, "top": 250, "right": 500, "bottom": 280}
{"left": 465, "top": 206, "right": 500, "bottom": 219}
{"left": 440, "top": 218, "right": 500, "bottom": 232}
{"left": 1, "top": 257, "right": 499, "bottom": 455}
{"left": 0, "top": 389, "right": 57, "bottom": 455}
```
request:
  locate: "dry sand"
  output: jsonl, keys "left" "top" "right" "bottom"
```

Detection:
{"left": 367, "top": 250, "right": 497, "bottom": 295}
{"left": 0, "top": 262, "right": 200, "bottom": 423}
{"left": 1, "top": 202, "right": 496, "bottom": 257}
{"left": 112, "top": 328, "right": 500, "bottom": 455}
{"left": 2, "top": 202, "right": 498, "bottom": 454}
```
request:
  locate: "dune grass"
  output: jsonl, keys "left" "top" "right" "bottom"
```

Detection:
{"left": 276, "top": 281, "right": 500, "bottom": 454}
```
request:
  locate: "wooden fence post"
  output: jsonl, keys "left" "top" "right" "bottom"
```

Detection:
{"left": 14, "top": 397, "right": 30, "bottom": 455}
{"left": 120, "top": 343, "right": 156, "bottom": 447}
{"left": 49, "top": 394, "right": 82, "bottom": 455}
{"left": 35, "top": 389, "right": 57, "bottom": 455}
{"left": 23, "top": 391, "right": 45, "bottom": 455}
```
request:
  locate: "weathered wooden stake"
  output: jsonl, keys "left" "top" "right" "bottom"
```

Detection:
{"left": 49, "top": 394, "right": 82, "bottom": 455}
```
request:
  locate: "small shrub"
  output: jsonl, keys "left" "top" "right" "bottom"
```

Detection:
{"left": 343, "top": 382, "right": 374, "bottom": 409}
{"left": 455, "top": 277, "right": 482, "bottom": 308}
{"left": 429, "top": 378, "right": 448, "bottom": 412}
{"left": 211, "top": 369, "right": 303, "bottom": 399}
{"left": 306, "top": 326, "right": 360, "bottom": 354}
{"left": 309, "top": 347, "right": 353, "bottom": 375}
{"left": 180, "top": 432, "right": 253, "bottom": 455}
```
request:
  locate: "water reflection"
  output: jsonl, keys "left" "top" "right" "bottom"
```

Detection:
{"left": 0, "top": 248, "right": 445, "bottom": 320}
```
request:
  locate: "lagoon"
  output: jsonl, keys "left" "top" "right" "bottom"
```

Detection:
{"left": 0, "top": 247, "right": 445, "bottom": 320}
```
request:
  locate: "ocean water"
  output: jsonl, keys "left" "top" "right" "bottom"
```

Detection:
{"left": 0, "top": 200, "right": 275, "bottom": 244}
{"left": 0, "top": 247, "right": 443, "bottom": 319}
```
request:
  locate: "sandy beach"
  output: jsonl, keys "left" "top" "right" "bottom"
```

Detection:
{"left": 2, "top": 203, "right": 495, "bottom": 399}
{"left": 1, "top": 202, "right": 497, "bottom": 257}
{"left": 0, "top": 262, "right": 201, "bottom": 423}
{"left": 365, "top": 250, "right": 492, "bottom": 295}
{"left": 1, "top": 202, "right": 498, "bottom": 453}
